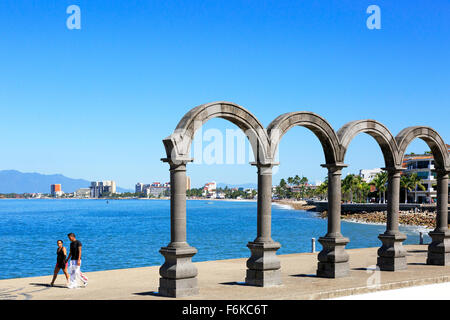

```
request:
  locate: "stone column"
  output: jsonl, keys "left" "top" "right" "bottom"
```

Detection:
{"left": 427, "top": 169, "right": 450, "bottom": 266}
{"left": 377, "top": 168, "right": 407, "bottom": 271}
{"left": 159, "top": 159, "right": 199, "bottom": 297}
{"left": 317, "top": 164, "right": 350, "bottom": 278}
{"left": 246, "top": 163, "right": 282, "bottom": 287}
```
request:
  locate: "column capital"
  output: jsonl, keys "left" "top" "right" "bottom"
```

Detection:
{"left": 250, "top": 161, "right": 280, "bottom": 168}
{"left": 250, "top": 161, "right": 279, "bottom": 175}
{"left": 161, "top": 157, "right": 193, "bottom": 170}
{"left": 321, "top": 163, "right": 348, "bottom": 174}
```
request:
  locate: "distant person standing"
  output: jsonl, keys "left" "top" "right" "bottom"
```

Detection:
{"left": 66, "top": 233, "right": 88, "bottom": 288}
{"left": 50, "top": 240, "right": 70, "bottom": 287}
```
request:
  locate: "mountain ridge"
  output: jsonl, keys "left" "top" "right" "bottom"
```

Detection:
{"left": 0, "top": 170, "right": 132, "bottom": 194}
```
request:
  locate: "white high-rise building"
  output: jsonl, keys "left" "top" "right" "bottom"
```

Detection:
{"left": 90, "top": 180, "right": 117, "bottom": 198}
{"left": 135, "top": 182, "right": 144, "bottom": 194}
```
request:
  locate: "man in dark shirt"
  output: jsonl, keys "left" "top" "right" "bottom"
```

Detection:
{"left": 66, "top": 233, "right": 88, "bottom": 288}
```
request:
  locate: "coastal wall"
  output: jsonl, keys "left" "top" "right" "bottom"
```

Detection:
{"left": 309, "top": 200, "right": 431, "bottom": 213}
{"left": 309, "top": 201, "right": 450, "bottom": 223}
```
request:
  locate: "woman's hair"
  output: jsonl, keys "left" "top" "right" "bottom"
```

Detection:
{"left": 57, "top": 240, "right": 63, "bottom": 244}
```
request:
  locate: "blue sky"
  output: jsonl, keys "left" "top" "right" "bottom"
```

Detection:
{"left": 0, "top": 1, "right": 449, "bottom": 189}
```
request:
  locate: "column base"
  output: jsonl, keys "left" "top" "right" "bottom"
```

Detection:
{"left": 377, "top": 232, "right": 407, "bottom": 271}
{"left": 427, "top": 230, "right": 450, "bottom": 266}
{"left": 245, "top": 241, "right": 282, "bottom": 287}
{"left": 159, "top": 277, "right": 199, "bottom": 298}
{"left": 159, "top": 244, "right": 199, "bottom": 297}
{"left": 317, "top": 261, "right": 349, "bottom": 278}
{"left": 317, "top": 236, "right": 350, "bottom": 278}
{"left": 245, "top": 269, "right": 281, "bottom": 287}
{"left": 377, "top": 256, "right": 407, "bottom": 271}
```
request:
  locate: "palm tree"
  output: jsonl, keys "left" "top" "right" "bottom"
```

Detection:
{"left": 400, "top": 175, "right": 410, "bottom": 203}
{"left": 353, "top": 175, "right": 369, "bottom": 203}
{"left": 342, "top": 174, "right": 357, "bottom": 203}
{"left": 287, "top": 177, "right": 294, "bottom": 186}
{"left": 276, "top": 178, "right": 288, "bottom": 199}
{"left": 298, "top": 176, "right": 308, "bottom": 199}
{"left": 373, "top": 171, "right": 388, "bottom": 203}
{"left": 404, "top": 173, "right": 426, "bottom": 203}
{"left": 316, "top": 177, "right": 328, "bottom": 200}
{"left": 360, "top": 180, "right": 371, "bottom": 203}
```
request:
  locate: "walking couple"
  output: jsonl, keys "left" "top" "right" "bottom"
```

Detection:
{"left": 50, "top": 233, "right": 88, "bottom": 288}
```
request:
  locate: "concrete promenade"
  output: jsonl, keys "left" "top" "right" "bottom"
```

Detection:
{"left": 1, "top": 245, "right": 450, "bottom": 300}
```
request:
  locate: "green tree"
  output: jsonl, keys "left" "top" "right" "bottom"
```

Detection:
{"left": 401, "top": 173, "right": 426, "bottom": 203}
{"left": 315, "top": 177, "right": 328, "bottom": 200}
{"left": 342, "top": 174, "right": 358, "bottom": 203}
{"left": 372, "top": 171, "right": 388, "bottom": 203}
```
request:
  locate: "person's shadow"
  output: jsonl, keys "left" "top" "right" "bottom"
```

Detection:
{"left": 29, "top": 283, "right": 66, "bottom": 289}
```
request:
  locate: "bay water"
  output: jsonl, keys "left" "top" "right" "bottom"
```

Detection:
{"left": 0, "top": 199, "right": 430, "bottom": 280}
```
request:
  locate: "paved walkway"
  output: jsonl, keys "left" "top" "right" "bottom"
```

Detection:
{"left": 333, "top": 281, "right": 450, "bottom": 300}
{"left": 1, "top": 245, "right": 449, "bottom": 300}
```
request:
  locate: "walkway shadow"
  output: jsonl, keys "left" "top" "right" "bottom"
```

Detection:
{"left": 408, "top": 262, "right": 427, "bottom": 266}
{"left": 351, "top": 267, "right": 370, "bottom": 271}
{"left": 30, "top": 283, "right": 65, "bottom": 289}
{"left": 133, "top": 291, "right": 161, "bottom": 297}
{"left": 290, "top": 274, "right": 316, "bottom": 278}
{"left": 219, "top": 281, "right": 248, "bottom": 286}
{"left": 407, "top": 250, "right": 428, "bottom": 253}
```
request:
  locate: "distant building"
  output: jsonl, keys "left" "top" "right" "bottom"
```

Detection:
{"left": 136, "top": 182, "right": 170, "bottom": 197}
{"left": 186, "top": 176, "right": 191, "bottom": 191}
{"left": 289, "top": 183, "right": 318, "bottom": 194}
{"left": 150, "top": 182, "right": 170, "bottom": 197}
{"left": 135, "top": 182, "right": 144, "bottom": 194}
{"left": 403, "top": 155, "right": 436, "bottom": 203}
{"left": 401, "top": 145, "right": 450, "bottom": 204}
{"left": 90, "top": 181, "right": 116, "bottom": 198}
{"left": 216, "top": 192, "right": 225, "bottom": 199}
{"left": 74, "top": 188, "right": 91, "bottom": 198}
{"left": 51, "top": 184, "right": 63, "bottom": 197}
{"left": 359, "top": 168, "right": 383, "bottom": 183}
{"left": 202, "top": 181, "right": 217, "bottom": 198}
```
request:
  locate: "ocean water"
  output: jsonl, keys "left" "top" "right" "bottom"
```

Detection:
{"left": 0, "top": 199, "right": 431, "bottom": 280}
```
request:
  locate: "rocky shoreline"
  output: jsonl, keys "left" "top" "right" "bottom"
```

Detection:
{"left": 273, "top": 200, "right": 317, "bottom": 211}
{"left": 275, "top": 200, "right": 437, "bottom": 228}
{"left": 320, "top": 210, "right": 436, "bottom": 229}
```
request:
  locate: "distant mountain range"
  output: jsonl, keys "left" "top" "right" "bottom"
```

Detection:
{"left": 216, "top": 182, "right": 257, "bottom": 189}
{"left": 0, "top": 170, "right": 132, "bottom": 194}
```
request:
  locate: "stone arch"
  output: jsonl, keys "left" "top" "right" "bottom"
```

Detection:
{"left": 396, "top": 126, "right": 450, "bottom": 171}
{"left": 397, "top": 127, "right": 450, "bottom": 267}
{"left": 337, "top": 120, "right": 399, "bottom": 168}
{"left": 162, "top": 101, "right": 271, "bottom": 164}
{"left": 266, "top": 111, "right": 340, "bottom": 165}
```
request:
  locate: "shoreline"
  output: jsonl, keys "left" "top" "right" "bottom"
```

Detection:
{"left": 0, "top": 197, "right": 257, "bottom": 202}
{"left": 276, "top": 199, "right": 438, "bottom": 229}
{"left": 272, "top": 199, "right": 317, "bottom": 211}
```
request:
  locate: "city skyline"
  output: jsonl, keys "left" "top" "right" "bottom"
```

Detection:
{"left": 0, "top": 1, "right": 449, "bottom": 189}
